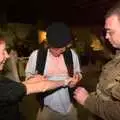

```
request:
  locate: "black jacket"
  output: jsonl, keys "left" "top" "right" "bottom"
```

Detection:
{"left": 0, "top": 75, "right": 26, "bottom": 120}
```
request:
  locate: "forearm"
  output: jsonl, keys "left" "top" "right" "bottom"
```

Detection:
{"left": 23, "top": 80, "right": 65, "bottom": 95}
{"left": 84, "top": 93, "right": 120, "bottom": 120}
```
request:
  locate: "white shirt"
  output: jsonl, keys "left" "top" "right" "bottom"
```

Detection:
{"left": 25, "top": 49, "right": 81, "bottom": 114}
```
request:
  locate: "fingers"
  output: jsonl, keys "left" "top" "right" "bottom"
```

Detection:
{"left": 68, "top": 74, "right": 80, "bottom": 88}
{"left": 74, "top": 87, "right": 85, "bottom": 98}
{"left": 73, "top": 87, "right": 89, "bottom": 105}
{"left": 74, "top": 87, "right": 84, "bottom": 93}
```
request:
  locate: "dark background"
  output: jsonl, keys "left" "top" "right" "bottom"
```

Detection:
{"left": 0, "top": 0, "right": 119, "bottom": 25}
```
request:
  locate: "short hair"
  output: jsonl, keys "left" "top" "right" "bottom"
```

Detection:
{"left": 105, "top": 1, "right": 120, "bottom": 20}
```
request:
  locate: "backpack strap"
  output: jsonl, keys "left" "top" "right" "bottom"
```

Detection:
{"left": 64, "top": 49, "right": 78, "bottom": 103}
{"left": 36, "top": 48, "right": 48, "bottom": 75}
{"left": 63, "top": 48, "right": 73, "bottom": 77}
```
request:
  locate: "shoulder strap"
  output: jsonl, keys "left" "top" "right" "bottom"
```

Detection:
{"left": 36, "top": 48, "right": 48, "bottom": 75}
{"left": 64, "top": 49, "right": 77, "bottom": 103}
{"left": 63, "top": 49, "right": 73, "bottom": 77}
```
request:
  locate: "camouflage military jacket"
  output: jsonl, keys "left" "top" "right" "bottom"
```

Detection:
{"left": 96, "top": 53, "right": 120, "bottom": 101}
{"left": 84, "top": 53, "right": 120, "bottom": 120}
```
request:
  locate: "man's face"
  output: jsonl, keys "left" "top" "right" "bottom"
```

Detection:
{"left": 0, "top": 42, "right": 9, "bottom": 71}
{"left": 49, "top": 47, "right": 66, "bottom": 57}
{"left": 105, "top": 15, "right": 120, "bottom": 48}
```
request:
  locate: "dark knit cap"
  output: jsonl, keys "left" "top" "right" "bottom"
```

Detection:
{"left": 46, "top": 22, "right": 71, "bottom": 48}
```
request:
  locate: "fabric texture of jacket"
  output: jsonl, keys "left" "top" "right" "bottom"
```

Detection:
{"left": 84, "top": 53, "right": 120, "bottom": 120}
{"left": 0, "top": 75, "right": 26, "bottom": 120}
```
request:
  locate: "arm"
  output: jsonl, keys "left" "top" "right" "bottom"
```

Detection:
{"left": 25, "top": 50, "right": 38, "bottom": 79}
{"left": 23, "top": 79, "right": 66, "bottom": 95}
{"left": 23, "top": 75, "right": 73, "bottom": 94}
{"left": 68, "top": 49, "right": 82, "bottom": 87}
{"left": 0, "top": 75, "right": 66, "bottom": 104}
{"left": 71, "top": 49, "right": 82, "bottom": 76}
{"left": 85, "top": 93, "right": 120, "bottom": 120}
{"left": 74, "top": 87, "right": 120, "bottom": 120}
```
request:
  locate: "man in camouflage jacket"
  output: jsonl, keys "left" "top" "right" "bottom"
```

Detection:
{"left": 74, "top": 2, "right": 120, "bottom": 120}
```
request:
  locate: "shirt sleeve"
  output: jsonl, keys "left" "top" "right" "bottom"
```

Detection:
{"left": 71, "top": 49, "right": 82, "bottom": 75}
{"left": 0, "top": 76, "right": 26, "bottom": 104}
{"left": 84, "top": 92, "right": 120, "bottom": 120}
{"left": 25, "top": 50, "right": 38, "bottom": 79}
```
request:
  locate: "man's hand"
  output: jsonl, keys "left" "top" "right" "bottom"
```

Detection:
{"left": 73, "top": 87, "right": 89, "bottom": 105}
{"left": 68, "top": 73, "right": 82, "bottom": 88}
{"left": 23, "top": 75, "right": 69, "bottom": 95}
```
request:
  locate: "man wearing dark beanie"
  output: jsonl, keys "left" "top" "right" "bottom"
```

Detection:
{"left": 25, "top": 22, "right": 82, "bottom": 120}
